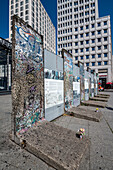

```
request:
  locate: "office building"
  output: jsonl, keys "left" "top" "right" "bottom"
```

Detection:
{"left": 9, "top": 0, "right": 56, "bottom": 53}
{"left": 57, "top": 0, "right": 112, "bottom": 83}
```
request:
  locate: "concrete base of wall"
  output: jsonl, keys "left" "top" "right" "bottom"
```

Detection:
{"left": 89, "top": 97, "right": 108, "bottom": 102}
{"left": 16, "top": 121, "right": 90, "bottom": 170}
{"left": 81, "top": 100, "right": 107, "bottom": 108}
{"left": 95, "top": 94, "right": 109, "bottom": 99}
{"left": 67, "top": 107, "right": 102, "bottom": 122}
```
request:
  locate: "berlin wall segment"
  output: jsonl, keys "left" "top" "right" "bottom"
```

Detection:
{"left": 62, "top": 49, "right": 73, "bottom": 112}
{"left": 11, "top": 15, "right": 44, "bottom": 141}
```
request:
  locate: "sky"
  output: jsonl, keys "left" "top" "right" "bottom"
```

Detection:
{"left": 0, "top": 0, "right": 113, "bottom": 50}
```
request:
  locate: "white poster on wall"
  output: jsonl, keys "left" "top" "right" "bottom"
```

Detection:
{"left": 73, "top": 82, "right": 80, "bottom": 94}
{"left": 45, "top": 79, "right": 64, "bottom": 109}
{"left": 91, "top": 83, "right": 94, "bottom": 89}
{"left": 85, "top": 79, "right": 89, "bottom": 89}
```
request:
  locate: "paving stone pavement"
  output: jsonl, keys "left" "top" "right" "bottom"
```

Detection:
{"left": 0, "top": 95, "right": 55, "bottom": 170}
{"left": 54, "top": 92, "right": 113, "bottom": 170}
{"left": 0, "top": 92, "right": 113, "bottom": 170}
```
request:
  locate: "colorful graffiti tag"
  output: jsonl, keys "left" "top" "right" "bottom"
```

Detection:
{"left": 12, "top": 17, "right": 44, "bottom": 135}
{"left": 63, "top": 50, "right": 73, "bottom": 111}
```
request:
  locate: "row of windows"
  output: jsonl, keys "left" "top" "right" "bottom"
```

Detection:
{"left": 11, "top": 0, "right": 29, "bottom": 4}
{"left": 58, "top": 42, "right": 108, "bottom": 51}
{"left": 84, "top": 61, "right": 108, "bottom": 67}
{"left": 74, "top": 45, "right": 108, "bottom": 53}
{"left": 75, "top": 53, "right": 108, "bottom": 61}
{"left": 58, "top": 34, "right": 108, "bottom": 42}
{"left": 74, "top": 38, "right": 108, "bottom": 45}
{"left": 58, "top": 20, "right": 108, "bottom": 28}
{"left": 58, "top": 0, "right": 95, "bottom": 5}
{"left": 58, "top": 15, "right": 72, "bottom": 22}
{"left": 58, "top": 8, "right": 72, "bottom": 16}
{"left": 58, "top": 2, "right": 72, "bottom": 9}
{"left": 74, "top": 35, "right": 108, "bottom": 41}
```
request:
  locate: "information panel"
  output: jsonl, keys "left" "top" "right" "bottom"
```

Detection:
{"left": 73, "top": 78, "right": 80, "bottom": 107}
{"left": 44, "top": 69, "right": 64, "bottom": 109}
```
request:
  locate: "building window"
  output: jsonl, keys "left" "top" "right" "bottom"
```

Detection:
{"left": 86, "top": 55, "right": 89, "bottom": 59}
{"left": 98, "top": 54, "right": 101, "bottom": 58}
{"left": 92, "top": 62, "right": 95, "bottom": 66}
{"left": 92, "top": 24, "right": 95, "bottom": 28}
{"left": 85, "top": 4, "right": 89, "bottom": 9}
{"left": 92, "top": 31, "right": 95, "bottom": 36}
{"left": 80, "top": 26, "right": 83, "bottom": 30}
{"left": 75, "top": 35, "right": 78, "bottom": 39}
{"left": 11, "top": 10, "right": 13, "bottom": 15}
{"left": 25, "top": 16, "right": 29, "bottom": 20}
{"left": 92, "top": 54, "right": 95, "bottom": 58}
{"left": 86, "top": 63, "right": 89, "bottom": 66}
{"left": 26, "top": 4, "right": 28, "bottom": 9}
{"left": 81, "top": 48, "right": 83, "bottom": 52}
{"left": 20, "top": 6, "right": 23, "bottom": 11}
{"left": 20, "top": 1, "right": 23, "bottom": 6}
{"left": 92, "top": 47, "right": 95, "bottom": 51}
{"left": 104, "top": 37, "right": 107, "bottom": 41}
{"left": 80, "top": 34, "right": 83, "bottom": 38}
{"left": 86, "top": 25, "right": 89, "bottom": 29}
{"left": 15, "top": 8, "right": 18, "bottom": 13}
{"left": 75, "top": 42, "right": 78, "bottom": 46}
{"left": 104, "top": 29, "right": 107, "bottom": 33}
{"left": 104, "top": 21, "right": 107, "bottom": 26}
{"left": 98, "top": 62, "right": 101, "bottom": 66}
{"left": 15, "top": 3, "right": 18, "bottom": 8}
{"left": 98, "top": 23, "right": 101, "bottom": 27}
{"left": 75, "top": 57, "right": 78, "bottom": 60}
{"left": 104, "top": 45, "right": 107, "bottom": 49}
{"left": 98, "top": 38, "right": 101, "bottom": 42}
{"left": 81, "top": 56, "right": 83, "bottom": 60}
{"left": 104, "top": 61, "right": 108, "bottom": 65}
{"left": 75, "top": 28, "right": 78, "bottom": 31}
{"left": 75, "top": 49, "right": 78, "bottom": 53}
{"left": 11, "top": 5, "right": 13, "bottom": 9}
{"left": 86, "top": 48, "right": 89, "bottom": 52}
{"left": 80, "top": 41, "right": 83, "bottom": 45}
{"left": 98, "top": 30, "right": 101, "bottom": 34}
{"left": 98, "top": 46, "right": 101, "bottom": 50}
{"left": 86, "top": 33, "right": 89, "bottom": 37}
{"left": 92, "top": 39, "right": 95, "bottom": 43}
{"left": 104, "top": 53, "right": 107, "bottom": 57}
{"left": 86, "top": 40, "right": 89, "bottom": 44}
{"left": 20, "top": 12, "right": 23, "bottom": 16}
{"left": 26, "top": 0, "right": 29, "bottom": 3}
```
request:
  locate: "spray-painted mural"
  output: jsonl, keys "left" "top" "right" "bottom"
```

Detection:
{"left": 63, "top": 50, "right": 73, "bottom": 111}
{"left": 12, "top": 16, "right": 44, "bottom": 135}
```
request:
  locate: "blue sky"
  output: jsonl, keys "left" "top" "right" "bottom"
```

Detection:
{"left": 0, "top": 0, "right": 113, "bottom": 51}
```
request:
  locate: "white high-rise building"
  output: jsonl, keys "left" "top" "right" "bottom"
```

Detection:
{"left": 9, "top": 0, "right": 56, "bottom": 53}
{"left": 57, "top": 0, "right": 113, "bottom": 83}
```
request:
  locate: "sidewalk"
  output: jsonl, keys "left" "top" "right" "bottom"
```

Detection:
{"left": 0, "top": 92, "right": 113, "bottom": 170}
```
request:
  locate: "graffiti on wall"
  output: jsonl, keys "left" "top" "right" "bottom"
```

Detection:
{"left": 12, "top": 17, "right": 44, "bottom": 135}
{"left": 63, "top": 50, "right": 73, "bottom": 111}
